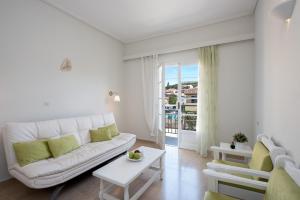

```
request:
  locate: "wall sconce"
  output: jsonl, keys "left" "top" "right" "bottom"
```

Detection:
{"left": 59, "top": 58, "right": 72, "bottom": 72}
{"left": 109, "top": 91, "right": 120, "bottom": 102}
{"left": 272, "top": 0, "right": 296, "bottom": 22}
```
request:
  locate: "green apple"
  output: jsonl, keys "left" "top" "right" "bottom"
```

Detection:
{"left": 128, "top": 151, "right": 134, "bottom": 159}
{"left": 133, "top": 153, "right": 141, "bottom": 160}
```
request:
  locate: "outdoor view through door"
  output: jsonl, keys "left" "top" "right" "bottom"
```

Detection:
{"left": 164, "top": 64, "right": 199, "bottom": 147}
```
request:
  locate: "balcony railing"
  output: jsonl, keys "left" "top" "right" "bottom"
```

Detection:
{"left": 165, "top": 112, "right": 197, "bottom": 134}
{"left": 165, "top": 113, "right": 178, "bottom": 134}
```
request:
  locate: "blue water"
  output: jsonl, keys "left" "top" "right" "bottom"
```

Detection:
{"left": 166, "top": 113, "right": 178, "bottom": 120}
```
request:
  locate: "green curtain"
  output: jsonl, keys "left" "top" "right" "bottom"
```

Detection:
{"left": 196, "top": 46, "right": 217, "bottom": 156}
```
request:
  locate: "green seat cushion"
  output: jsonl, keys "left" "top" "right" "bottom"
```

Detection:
{"left": 48, "top": 135, "right": 79, "bottom": 158}
{"left": 13, "top": 140, "right": 52, "bottom": 167}
{"left": 265, "top": 167, "right": 300, "bottom": 200}
{"left": 107, "top": 123, "right": 119, "bottom": 137}
{"left": 213, "top": 160, "right": 264, "bottom": 193}
{"left": 90, "top": 127, "right": 112, "bottom": 142}
{"left": 204, "top": 191, "right": 238, "bottom": 200}
{"left": 249, "top": 142, "right": 273, "bottom": 172}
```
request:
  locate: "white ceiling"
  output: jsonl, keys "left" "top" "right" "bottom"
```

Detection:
{"left": 42, "top": 0, "right": 257, "bottom": 43}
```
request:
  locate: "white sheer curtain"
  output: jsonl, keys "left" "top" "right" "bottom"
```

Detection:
{"left": 196, "top": 46, "right": 217, "bottom": 157}
{"left": 141, "top": 55, "right": 159, "bottom": 141}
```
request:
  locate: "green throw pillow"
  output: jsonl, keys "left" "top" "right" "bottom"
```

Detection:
{"left": 13, "top": 140, "right": 52, "bottom": 167}
{"left": 90, "top": 127, "right": 112, "bottom": 142}
{"left": 48, "top": 135, "right": 79, "bottom": 158}
{"left": 107, "top": 123, "right": 119, "bottom": 137}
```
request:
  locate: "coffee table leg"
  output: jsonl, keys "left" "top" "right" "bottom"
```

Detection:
{"left": 99, "top": 179, "right": 104, "bottom": 200}
{"left": 124, "top": 185, "right": 129, "bottom": 200}
{"left": 160, "top": 156, "right": 164, "bottom": 180}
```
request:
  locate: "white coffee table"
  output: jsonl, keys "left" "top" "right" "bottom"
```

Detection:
{"left": 93, "top": 146, "right": 165, "bottom": 200}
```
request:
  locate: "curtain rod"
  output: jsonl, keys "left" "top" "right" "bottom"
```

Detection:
{"left": 123, "top": 33, "right": 254, "bottom": 61}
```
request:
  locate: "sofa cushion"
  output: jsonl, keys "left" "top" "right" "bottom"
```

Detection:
{"left": 58, "top": 118, "right": 82, "bottom": 145}
{"left": 103, "top": 113, "right": 116, "bottom": 125}
{"left": 36, "top": 120, "right": 60, "bottom": 139}
{"left": 76, "top": 117, "right": 93, "bottom": 144}
{"left": 204, "top": 191, "right": 237, "bottom": 200}
{"left": 91, "top": 115, "right": 105, "bottom": 128}
{"left": 13, "top": 133, "right": 135, "bottom": 179}
{"left": 107, "top": 123, "right": 119, "bottom": 137}
{"left": 48, "top": 135, "right": 80, "bottom": 158}
{"left": 264, "top": 167, "right": 300, "bottom": 200}
{"left": 13, "top": 140, "right": 51, "bottom": 167}
{"left": 90, "top": 127, "right": 112, "bottom": 142}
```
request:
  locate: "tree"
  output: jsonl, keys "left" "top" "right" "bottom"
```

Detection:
{"left": 168, "top": 94, "right": 177, "bottom": 104}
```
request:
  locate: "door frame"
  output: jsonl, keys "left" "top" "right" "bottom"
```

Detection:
{"left": 160, "top": 62, "right": 199, "bottom": 150}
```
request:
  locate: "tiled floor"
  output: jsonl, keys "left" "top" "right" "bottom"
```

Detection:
{"left": 0, "top": 140, "right": 211, "bottom": 200}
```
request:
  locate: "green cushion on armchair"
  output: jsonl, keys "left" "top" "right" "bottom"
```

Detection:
{"left": 249, "top": 142, "right": 273, "bottom": 172}
{"left": 264, "top": 167, "right": 300, "bottom": 200}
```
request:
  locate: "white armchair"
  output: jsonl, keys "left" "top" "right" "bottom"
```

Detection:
{"left": 206, "top": 134, "right": 286, "bottom": 200}
{"left": 203, "top": 155, "right": 300, "bottom": 200}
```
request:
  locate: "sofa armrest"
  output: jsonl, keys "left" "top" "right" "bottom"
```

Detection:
{"left": 210, "top": 146, "right": 252, "bottom": 160}
{"left": 203, "top": 169, "right": 268, "bottom": 192}
{"left": 207, "top": 162, "right": 271, "bottom": 179}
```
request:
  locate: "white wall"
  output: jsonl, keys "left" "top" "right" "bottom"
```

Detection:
{"left": 255, "top": 0, "right": 300, "bottom": 164}
{"left": 0, "top": 0, "right": 124, "bottom": 181}
{"left": 217, "top": 40, "right": 254, "bottom": 145}
{"left": 124, "top": 15, "right": 254, "bottom": 59}
{"left": 124, "top": 40, "right": 255, "bottom": 147}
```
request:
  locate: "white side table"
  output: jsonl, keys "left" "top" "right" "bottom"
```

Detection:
{"left": 211, "top": 143, "right": 252, "bottom": 162}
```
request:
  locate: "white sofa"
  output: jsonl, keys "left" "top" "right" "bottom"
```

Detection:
{"left": 2, "top": 113, "right": 136, "bottom": 189}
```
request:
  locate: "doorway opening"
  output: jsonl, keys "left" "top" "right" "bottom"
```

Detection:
{"left": 163, "top": 63, "right": 199, "bottom": 148}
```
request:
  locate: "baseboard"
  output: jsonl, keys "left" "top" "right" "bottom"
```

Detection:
{"left": 0, "top": 175, "right": 11, "bottom": 182}
{"left": 136, "top": 136, "right": 155, "bottom": 142}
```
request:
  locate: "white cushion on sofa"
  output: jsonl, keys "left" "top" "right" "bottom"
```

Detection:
{"left": 36, "top": 120, "right": 60, "bottom": 139}
{"left": 76, "top": 117, "right": 93, "bottom": 144}
{"left": 103, "top": 112, "right": 116, "bottom": 125}
{"left": 91, "top": 115, "right": 105, "bottom": 128}
{"left": 58, "top": 118, "right": 82, "bottom": 145}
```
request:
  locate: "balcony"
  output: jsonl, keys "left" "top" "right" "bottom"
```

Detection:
{"left": 165, "top": 110, "right": 197, "bottom": 146}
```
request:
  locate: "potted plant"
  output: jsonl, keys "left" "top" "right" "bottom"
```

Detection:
{"left": 233, "top": 132, "right": 248, "bottom": 149}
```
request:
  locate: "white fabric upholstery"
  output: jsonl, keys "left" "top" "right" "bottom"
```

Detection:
{"left": 3, "top": 113, "right": 136, "bottom": 189}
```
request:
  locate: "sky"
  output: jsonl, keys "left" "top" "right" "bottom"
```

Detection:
{"left": 165, "top": 64, "right": 199, "bottom": 85}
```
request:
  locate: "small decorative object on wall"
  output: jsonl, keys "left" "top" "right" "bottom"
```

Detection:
{"left": 272, "top": 0, "right": 296, "bottom": 22}
{"left": 59, "top": 58, "right": 72, "bottom": 72}
{"left": 109, "top": 91, "right": 120, "bottom": 102}
{"left": 233, "top": 132, "right": 248, "bottom": 149}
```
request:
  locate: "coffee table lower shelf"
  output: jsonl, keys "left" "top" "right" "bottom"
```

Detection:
{"left": 99, "top": 167, "right": 162, "bottom": 200}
